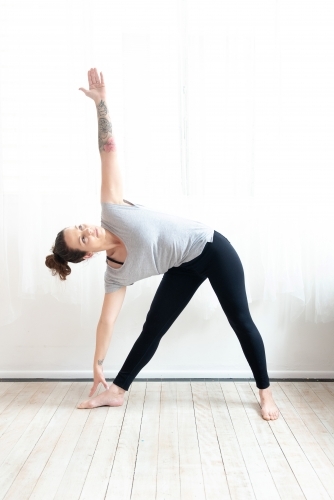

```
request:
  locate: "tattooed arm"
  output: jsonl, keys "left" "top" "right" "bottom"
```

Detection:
{"left": 89, "top": 287, "right": 127, "bottom": 397}
{"left": 96, "top": 98, "right": 124, "bottom": 204}
{"left": 79, "top": 68, "right": 124, "bottom": 204}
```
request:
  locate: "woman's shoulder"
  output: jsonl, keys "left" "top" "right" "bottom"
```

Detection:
{"left": 101, "top": 199, "right": 138, "bottom": 208}
{"left": 101, "top": 200, "right": 139, "bottom": 223}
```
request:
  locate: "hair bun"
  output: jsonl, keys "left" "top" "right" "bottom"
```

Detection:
{"left": 45, "top": 252, "right": 71, "bottom": 281}
{"left": 45, "top": 229, "right": 86, "bottom": 281}
{"left": 53, "top": 252, "right": 65, "bottom": 264}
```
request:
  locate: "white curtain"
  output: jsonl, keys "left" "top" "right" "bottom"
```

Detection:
{"left": 0, "top": 0, "right": 333, "bottom": 326}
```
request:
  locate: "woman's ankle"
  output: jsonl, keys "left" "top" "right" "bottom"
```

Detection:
{"left": 110, "top": 383, "right": 126, "bottom": 395}
{"left": 259, "top": 387, "right": 273, "bottom": 398}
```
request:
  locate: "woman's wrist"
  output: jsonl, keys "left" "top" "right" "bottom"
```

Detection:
{"left": 93, "top": 357, "right": 104, "bottom": 368}
{"left": 94, "top": 96, "right": 107, "bottom": 106}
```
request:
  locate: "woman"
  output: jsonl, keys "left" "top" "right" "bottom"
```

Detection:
{"left": 45, "top": 68, "right": 279, "bottom": 420}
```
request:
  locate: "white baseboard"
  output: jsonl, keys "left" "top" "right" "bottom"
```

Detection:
{"left": 1, "top": 369, "right": 334, "bottom": 379}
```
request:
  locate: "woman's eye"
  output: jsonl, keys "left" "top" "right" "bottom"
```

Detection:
{"left": 79, "top": 224, "right": 83, "bottom": 230}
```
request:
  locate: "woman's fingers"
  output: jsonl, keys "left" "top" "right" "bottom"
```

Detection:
{"left": 88, "top": 69, "right": 93, "bottom": 87}
{"left": 94, "top": 67, "right": 100, "bottom": 85}
{"left": 88, "top": 377, "right": 108, "bottom": 397}
{"left": 89, "top": 382, "right": 99, "bottom": 397}
{"left": 86, "top": 68, "right": 104, "bottom": 90}
{"left": 91, "top": 67, "right": 97, "bottom": 84}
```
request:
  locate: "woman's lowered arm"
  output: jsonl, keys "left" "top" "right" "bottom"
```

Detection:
{"left": 79, "top": 67, "right": 123, "bottom": 204}
{"left": 89, "top": 286, "right": 127, "bottom": 397}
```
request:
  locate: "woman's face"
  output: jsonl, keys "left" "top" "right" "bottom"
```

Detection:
{"left": 63, "top": 223, "right": 107, "bottom": 254}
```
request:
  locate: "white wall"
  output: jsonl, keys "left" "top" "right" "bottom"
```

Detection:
{"left": 1, "top": 281, "right": 334, "bottom": 380}
{"left": 1, "top": 1, "right": 334, "bottom": 380}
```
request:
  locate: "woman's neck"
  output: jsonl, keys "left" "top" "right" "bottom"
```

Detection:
{"left": 104, "top": 228, "right": 122, "bottom": 251}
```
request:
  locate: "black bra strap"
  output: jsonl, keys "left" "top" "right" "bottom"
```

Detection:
{"left": 106, "top": 255, "right": 124, "bottom": 265}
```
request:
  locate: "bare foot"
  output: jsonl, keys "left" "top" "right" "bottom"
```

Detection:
{"left": 77, "top": 384, "right": 125, "bottom": 409}
{"left": 259, "top": 387, "right": 279, "bottom": 420}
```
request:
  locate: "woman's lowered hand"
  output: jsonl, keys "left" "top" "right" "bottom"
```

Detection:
{"left": 89, "top": 364, "right": 109, "bottom": 397}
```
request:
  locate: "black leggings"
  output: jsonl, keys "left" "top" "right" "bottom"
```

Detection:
{"left": 113, "top": 231, "right": 270, "bottom": 390}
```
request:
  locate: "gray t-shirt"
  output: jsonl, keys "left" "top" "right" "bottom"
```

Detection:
{"left": 101, "top": 201, "right": 214, "bottom": 293}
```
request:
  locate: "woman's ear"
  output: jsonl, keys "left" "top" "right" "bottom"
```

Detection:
{"left": 83, "top": 252, "right": 94, "bottom": 260}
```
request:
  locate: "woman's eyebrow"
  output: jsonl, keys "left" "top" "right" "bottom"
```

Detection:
{"left": 74, "top": 226, "right": 82, "bottom": 245}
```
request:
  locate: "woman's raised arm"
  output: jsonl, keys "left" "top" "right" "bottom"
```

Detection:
{"left": 79, "top": 68, "right": 123, "bottom": 204}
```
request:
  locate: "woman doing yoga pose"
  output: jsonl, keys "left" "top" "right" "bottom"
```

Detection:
{"left": 45, "top": 68, "right": 279, "bottom": 420}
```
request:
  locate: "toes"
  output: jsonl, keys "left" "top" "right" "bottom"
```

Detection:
{"left": 77, "top": 400, "right": 93, "bottom": 409}
{"left": 268, "top": 410, "right": 279, "bottom": 420}
{"left": 261, "top": 412, "right": 270, "bottom": 421}
{"left": 261, "top": 406, "right": 279, "bottom": 421}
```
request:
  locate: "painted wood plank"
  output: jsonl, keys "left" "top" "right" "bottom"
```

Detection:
{"left": 275, "top": 383, "right": 334, "bottom": 498}
{"left": 220, "top": 382, "right": 280, "bottom": 500}
{"left": 206, "top": 382, "right": 255, "bottom": 500}
{"left": 0, "top": 382, "right": 56, "bottom": 468}
{"left": 3, "top": 382, "right": 88, "bottom": 500}
{"left": 79, "top": 388, "right": 130, "bottom": 500}
{"left": 307, "top": 382, "right": 334, "bottom": 415}
{"left": 235, "top": 382, "right": 305, "bottom": 499}
{"left": 176, "top": 382, "right": 206, "bottom": 500}
{"left": 130, "top": 382, "right": 161, "bottom": 500}
{"left": 0, "top": 382, "right": 71, "bottom": 499}
{"left": 0, "top": 383, "right": 15, "bottom": 398}
{"left": 105, "top": 382, "right": 147, "bottom": 500}
{"left": 322, "top": 382, "right": 334, "bottom": 398}
{"left": 53, "top": 384, "right": 110, "bottom": 500}
{"left": 156, "top": 382, "right": 180, "bottom": 500}
{"left": 0, "top": 382, "right": 29, "bottom": 415}
{"left": 0, "top": 382, "right": 43, "bottom": 438}
{"left": 294, "top": 382, "right": 334, "bottom": 436}
{"left": 191, "top": 382, "right": 230, "bottom": 500}
{"left": 280, "top": 382, "right": 334, "bottom": 468}
{"left": 28, "top": 382, "right": 91, "bottom": 500}
{"left": 250, "top": 382, "right": 330, "bottom": 500}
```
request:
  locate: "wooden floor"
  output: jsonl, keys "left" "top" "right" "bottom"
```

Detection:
{"left": 1, "top": 381, "right": 334, "bottom": 499}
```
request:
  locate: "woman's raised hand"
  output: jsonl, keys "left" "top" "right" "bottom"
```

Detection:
{"left": 79, "top": 68, "right": 106, "bottom": 104}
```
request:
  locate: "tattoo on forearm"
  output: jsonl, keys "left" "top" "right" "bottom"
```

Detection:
{"left": 97, "top": 100, "right": 108, "bottom": 117}
{"left": 96, "top": 100, "right": 116, "bottom": 152}
{"left": 99, "top": 117, "right": 112, "bottom": 137}
{"left": 97, "top": 359, "right": 104, "bottom": 366}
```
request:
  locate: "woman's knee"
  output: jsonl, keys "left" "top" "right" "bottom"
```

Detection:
{"left": 228, "top": 311, "right": 258, "bottom": 336}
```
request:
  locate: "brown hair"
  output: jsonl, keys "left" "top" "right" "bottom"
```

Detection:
{"left": 45, "top": 229, "right": 87, "bottom": 281}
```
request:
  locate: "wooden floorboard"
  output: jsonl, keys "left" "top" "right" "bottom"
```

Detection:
{"left": 177, "top": 382, "right": 206, "bottom": 500}
{"left": 29, "top": 383, "right": 91, "bottom": 500}
{"left": 207, "top": 382, "right": 255, "bottom": 500}
{"left": 156, "top": 382, "right": 180, "bottom": 500}
{"left": 192, "top": 382, "right": 230, "bottom": 499}
{"left": 105, "top": 382, "right": 146, "bottom": 500}
{"left": 130, "top": 382, "right": 161, "bottom": 500}
{"left": 235, "top": 382, "right": 305, "bottom": 500}
{"left": 221, "top": 382, "right": 280, "bottom": 500}
{"left": 1, "top": 381, "right": 334, "bottom": 499}
{"left": 4, "top": 382, "right": 87, "bottom": 500}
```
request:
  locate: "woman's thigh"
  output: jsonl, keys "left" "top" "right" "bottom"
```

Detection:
{"left": 207, "top": 232, "right": 252, "bottom": 323}
{"left": 143, "top": 267, "right": 206, "bottom": 335}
